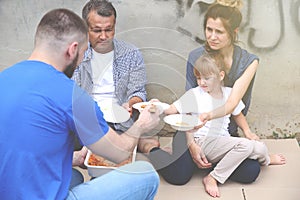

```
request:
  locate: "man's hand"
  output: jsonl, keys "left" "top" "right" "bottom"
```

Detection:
{"left": 122, "top": 102, "right": 132, "bottom": 116}
{"left": 72, "top": 146, "right": 88, "bottom": 169}
{"left": 134, "top": 104, "right": 160, "bottom": 134}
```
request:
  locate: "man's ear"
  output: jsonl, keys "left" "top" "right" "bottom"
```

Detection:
{"left": 66, "top": 42, "right": 79, "bottom": 60}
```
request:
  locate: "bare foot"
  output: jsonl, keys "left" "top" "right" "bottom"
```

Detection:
{"left": 161, "top": 146, "right": 172, "bottom": 154}
{"left": 138, "top": 138, "right": 160, "bottom": 154}
{"left": 269, "top": 154, "right": 286, "bottom": 165}
{"left": 72, "top": 146, "right": 88, "bottom": 169}
{"left": 203, "top": 174, "right": 220, "bottom": 198}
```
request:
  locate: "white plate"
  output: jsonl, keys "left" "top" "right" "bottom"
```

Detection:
{"left": 98, "top": 101, "right": 130, "bottom": 123}
{"left": 163, "top": 114, "right": 202, "bottom": 131}
{"left": 132, "top": 102, "right": 170, "bottom": 114}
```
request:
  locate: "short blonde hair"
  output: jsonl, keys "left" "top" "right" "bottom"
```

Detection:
{"left": 193, "top": 52, "right": 225, "bottom": 78}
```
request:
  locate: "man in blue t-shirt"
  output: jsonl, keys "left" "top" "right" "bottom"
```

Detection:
{"left": 0, "top": 8, "right": 160, "bottom": 200}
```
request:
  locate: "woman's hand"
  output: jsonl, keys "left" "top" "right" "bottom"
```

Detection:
{"left": 198, "top": 112, "right": 210, "bottom": 126}
{"left": 188, "top": 139, "right": 212, "bottom": 169}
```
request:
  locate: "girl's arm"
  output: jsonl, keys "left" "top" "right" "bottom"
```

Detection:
{"left": 185, "top": 131, "right": 212, "bottom": 169}
{"left": 232, "top": 112, "right": 260, "bottom": 140}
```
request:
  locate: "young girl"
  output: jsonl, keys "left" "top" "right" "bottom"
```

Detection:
{"left": 165, "top": 53, "right": 286, "bottom": 198}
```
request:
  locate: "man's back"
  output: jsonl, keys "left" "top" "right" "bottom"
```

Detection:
{"left": 0, "top": 60, "right": 75, "bottom": 199}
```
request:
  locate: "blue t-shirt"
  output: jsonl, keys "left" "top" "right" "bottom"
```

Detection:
{"left": 0, "top": 61, "right": 109, "bottom": 199}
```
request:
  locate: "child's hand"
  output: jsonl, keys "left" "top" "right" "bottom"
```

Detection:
{"left": 188, "top": 141, "right": 212, "bottom": 169}
{"left": 186, "top": 123, "right": 205, "bottom": 132}
{"left": 245, "top": 131, "right": 260, "bottom": 140}
{"left": 149, "top": 98, "right": 160, "bottom": 103}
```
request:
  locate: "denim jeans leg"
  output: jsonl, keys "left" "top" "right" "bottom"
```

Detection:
{"left": 67, "top": 161, "right": 159, "bottom": 200}
{"left": 69, "top": 168, "right": 84, "bottom": 189}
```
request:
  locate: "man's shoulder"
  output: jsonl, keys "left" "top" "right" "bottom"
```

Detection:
{"left": 113, "top": 39, "right": 143, "bottom": 61}
{"left": 114, "top": 39, "right": 138, "bottom": 51}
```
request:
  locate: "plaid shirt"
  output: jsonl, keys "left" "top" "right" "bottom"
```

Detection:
{"left": 72, "top": 39, "right": 147, "bottom": 131}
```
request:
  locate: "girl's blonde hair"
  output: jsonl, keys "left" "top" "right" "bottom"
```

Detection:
{"left": 193, "top": 52, "right": 226, "bottom": 79}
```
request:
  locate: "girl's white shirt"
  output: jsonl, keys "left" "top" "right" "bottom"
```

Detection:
{"left": 173, "top": 86, "right": 245, "bottom": 137}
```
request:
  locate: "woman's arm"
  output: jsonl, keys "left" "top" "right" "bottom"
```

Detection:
{"left": 200, "top": 60, "right": 259, "bottom": 122}
{"left": 164, "top": 104, "right": 178, "bottom": 115}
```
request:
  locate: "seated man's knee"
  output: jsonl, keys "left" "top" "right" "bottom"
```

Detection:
{"left": 132, "top": 161, "right": 160, "bottom": 183}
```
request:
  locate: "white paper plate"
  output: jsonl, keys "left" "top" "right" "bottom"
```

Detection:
{"left": 163, "top": 114, "right": 202, "bottom": 131}
{"left": 98, "top": 101, "right": 130, "bottom": 123}
{"left": 132, "top": 102, "right": 170, "bottom": 114}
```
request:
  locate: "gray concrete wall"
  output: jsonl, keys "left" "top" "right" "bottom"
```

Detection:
{"left": 0, "top": 0, "right": 299, "bottom": 138}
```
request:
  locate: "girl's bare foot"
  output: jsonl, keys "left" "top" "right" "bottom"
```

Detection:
{"left": 138, "top": 138, "right": 160, "bottom": 154}
{"left": 202, "top": 174, "right": 220, "bottom": 198}
{"left": 269, "top": 154, "right": 286, "bottom": 165}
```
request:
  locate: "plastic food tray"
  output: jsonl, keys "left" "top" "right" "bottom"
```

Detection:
{"left": 84, "top": 146, "right": 137, "bottom": 177}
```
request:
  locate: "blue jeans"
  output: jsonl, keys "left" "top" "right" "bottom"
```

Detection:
{"left": 67, "top": 161, "right": 159, "bottom": 200}
{"left": 69, "top": 168, "right": 84, "bottom": 189}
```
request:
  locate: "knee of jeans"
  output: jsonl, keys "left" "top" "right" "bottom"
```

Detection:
{"left": 135, "top": 161, "right": 160, "bottom": 182}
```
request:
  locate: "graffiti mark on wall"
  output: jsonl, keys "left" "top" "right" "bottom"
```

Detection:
{"left": 291, "top": 0, "right": 300, "bottom": 35}
{"left": 247, "top": 0, "right": 284, "bottom": 52}
{"left": 155, "top": 0, "right": 298, "bottom": 53}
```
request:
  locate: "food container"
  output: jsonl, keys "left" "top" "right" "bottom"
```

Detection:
{"left": 84, "top": 146, "right": 137, "bottom": 177}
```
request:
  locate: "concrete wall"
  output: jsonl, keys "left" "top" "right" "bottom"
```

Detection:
{"left": 0, "top": 0, "right": 299, "bottom": 137}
